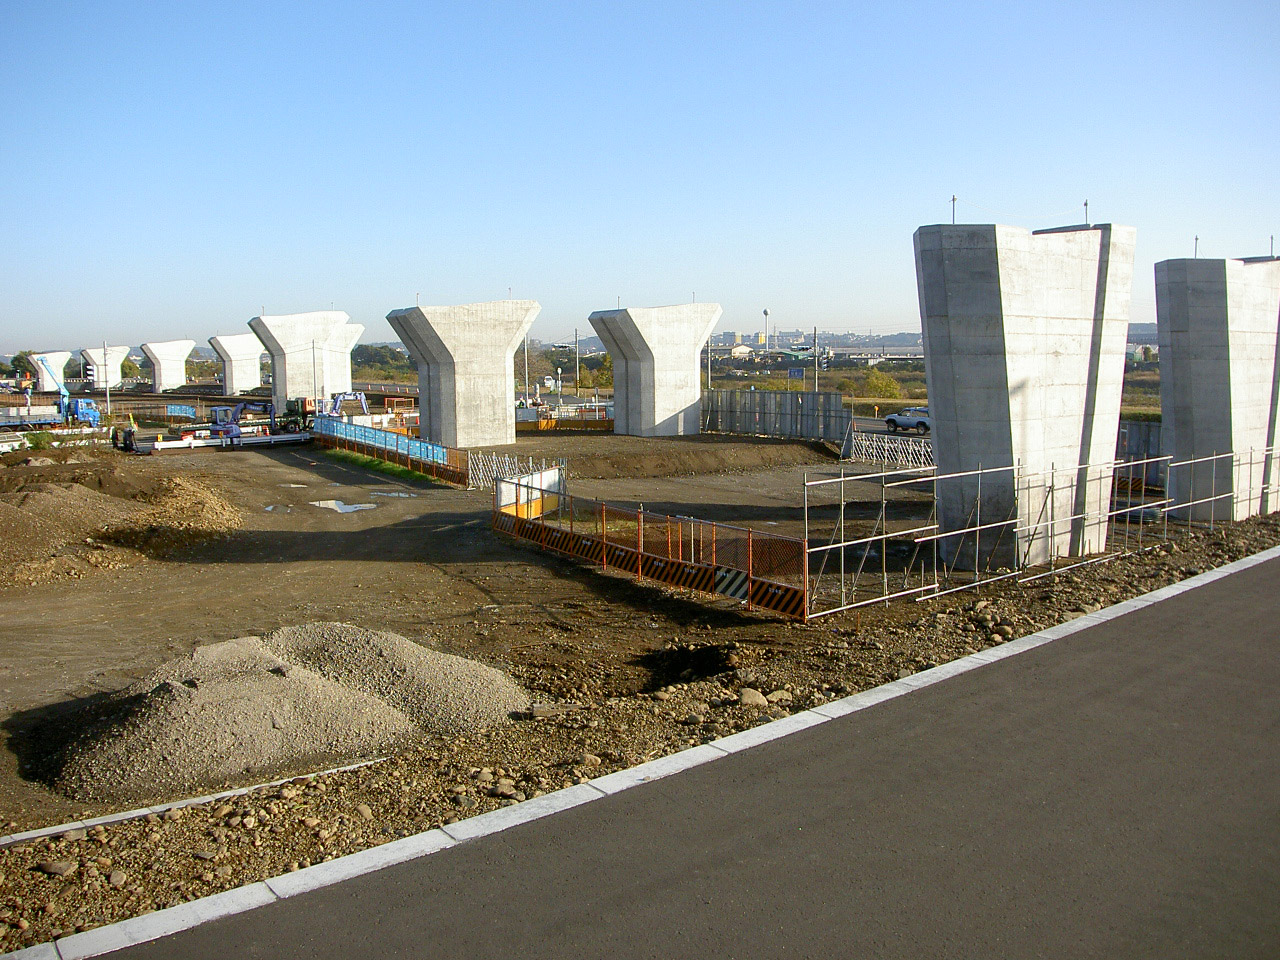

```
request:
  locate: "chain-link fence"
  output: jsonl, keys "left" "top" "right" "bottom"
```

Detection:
{"left": 804, "top": 445, "right": 1280, "bottom": 618}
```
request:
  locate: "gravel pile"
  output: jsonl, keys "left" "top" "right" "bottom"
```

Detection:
{"left": 264, "top": 623, "right": 531, "bottom": 735}
{"left": 51, "top": 625, "right": 530, "bottom": 804}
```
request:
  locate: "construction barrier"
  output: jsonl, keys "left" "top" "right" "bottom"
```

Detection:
{"left": 493, "top": 468, "right": 808, "bottom": 620}
{"left": 311, "top": 416, "right": 469, "bottom": 486}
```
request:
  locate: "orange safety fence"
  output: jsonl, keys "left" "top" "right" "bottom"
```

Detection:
{"left": 493, "top": 477, "right": 808, "bottom": 620}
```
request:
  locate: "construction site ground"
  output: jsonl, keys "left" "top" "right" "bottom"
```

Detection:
{"left": 0, "top": 431, "right": 1278, "bottom": 951}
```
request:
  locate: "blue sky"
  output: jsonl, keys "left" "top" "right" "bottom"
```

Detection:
{"left": 1, "top": 0, "right": 1275, "bottom": 351}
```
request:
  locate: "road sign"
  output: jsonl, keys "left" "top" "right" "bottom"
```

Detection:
{"left": 788, "top": 367, "right": 805, "bottom": 379}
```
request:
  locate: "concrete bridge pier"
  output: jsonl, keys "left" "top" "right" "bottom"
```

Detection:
{"left": 386, "top": 301, "right": 539, "bottom": 448}
{"left": 79, "top": 345, "right": 131, "bottom": 390}
{"left": 140, "top": 340, "right": 196, "bottom": 393}
{"left": 588, "top": 303, "right": 721, "bottom": 437}
{"left": 209, "top": 333, "right": 267, "bottom": 396}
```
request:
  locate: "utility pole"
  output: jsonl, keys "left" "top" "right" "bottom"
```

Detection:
{"left": 763, "top": 308, "right": 770, "bottom": 352}
{"left": 812, "top": 326, "right": 818, "bottom": 392}
{"left": 574, "top": 328, "right": 580, "bottom": 398}
{"left": 523, "top": 335, "right": 530, "bottom": 405}
{"left": 1084, "top": 199, "right": 1089, "bottom": 224}
{"left": 951, "top": 195, "right": 957, "bottom": 224}
{"left": 103, "top": 340, "right": 111, "bottom": 417}
{"left": 1194, "top": 235, "right": 1199, "bottom": 258}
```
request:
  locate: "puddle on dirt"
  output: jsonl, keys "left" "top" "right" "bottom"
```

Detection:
{"left": 264, "top": 505, "right": 293, "bottom": 513}
{"left": 309, "top": 500, "right": 377, "bottom": 513}
{"left": 279, "top": 483, "right": 307, "bottom": 488}
{"left": 369, "top": 491, "right": 416, "bottom": 498}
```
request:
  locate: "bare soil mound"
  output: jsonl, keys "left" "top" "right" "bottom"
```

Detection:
{"left": 101, "top": 476, "right": 242, "bottom": 555}
{"left": 0, "top": 458, "right": 242, "bottom": 584}
{"left": 48, "top": 624, "right": 530, "bottom": 803}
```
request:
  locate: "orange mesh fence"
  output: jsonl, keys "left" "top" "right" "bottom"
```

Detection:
{"left": 493, "top": 480, "right": 808, "bottom": 620}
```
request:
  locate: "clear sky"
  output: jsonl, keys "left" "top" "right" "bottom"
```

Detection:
{"left": 1, "top": 0, "right": 1275, "bottom": 352}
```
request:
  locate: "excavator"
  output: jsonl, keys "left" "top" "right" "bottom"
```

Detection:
{"left": 208, "top": 401, "right": 276, "bottom": 439}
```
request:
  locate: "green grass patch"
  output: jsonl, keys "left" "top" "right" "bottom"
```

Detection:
{"left": 321, "top": 448, "right": 449, "bottom": 486}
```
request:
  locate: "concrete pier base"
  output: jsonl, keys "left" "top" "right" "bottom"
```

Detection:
{"left": 247, "top": 312, "right": 363, "bottom": 411}
{"left": 386, "top": 301, "right": 539, "bottom": 448}
{"left": 914, "top": 223, "right": 1136, "bottom": 568}
{"left": 1157, "top": 256, "right": 1280, "bottom": 521}
{"left": 140, "top": 340, "right": 196, "bottom": 393}
{"left": 588, "top": 303, "right": 721, "bottom": 437}
{"left": 79, "top": 346, "right": 131, "bottom": 390}
{"left": 209, "top": 334, "right": 266, "bottom": 396}
{"left": 30, "top": 352, "right": 71, "bottom": 393}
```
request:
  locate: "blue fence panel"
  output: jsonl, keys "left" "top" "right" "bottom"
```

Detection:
{"left": 313, "top": 416, "right": 452, "bottom": 467}
{"left": 166, "top": 404, "right": 197, "bottom": 420}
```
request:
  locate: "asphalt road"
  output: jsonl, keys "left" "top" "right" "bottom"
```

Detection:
{"left": 106, "top": 557, "right": 1280, "bottom": 959}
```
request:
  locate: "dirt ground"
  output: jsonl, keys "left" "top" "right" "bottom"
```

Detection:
{"left": 1, "top": 431, "right": 1279, "bottom": 951}
{"left": 0, "top": 434, "right": 836, "bottom": 825}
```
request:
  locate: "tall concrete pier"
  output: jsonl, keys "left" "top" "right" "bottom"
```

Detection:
{"left": 1157, "top": 256, "right": 1280, "bottom": 521}
{"left": 247, "top": 312, "right": 363, "bottom": 410}
{"left": 30, "top": 352, "right": 71, "bottom": 393}
{"left": 140, "top": 339, "right": 195, "bottom": 393}
{"left": 914, "top": 223, "right": 1136, "bottom": 567}
{"left": 386, "top": 301, "right": 539, "bottom": 448}
{"left": 209, "top": 333, "right": 265, "bottom": 396}
{"left": 588, "top": 303, "right": 721, "bottom": 437}
{"left": 79, "top": 345, "right": 131, "bottom": 390}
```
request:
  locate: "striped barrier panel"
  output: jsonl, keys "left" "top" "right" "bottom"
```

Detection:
{"left": 492, "top": 477, "right": 809, "bottom": 621}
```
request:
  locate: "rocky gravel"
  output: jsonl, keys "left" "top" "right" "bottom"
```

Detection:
{"left": 50, "top": 624, "right": 530, "bottom": 804}
{"left": 1, "top": 511, "right": 1279, "bottom": 952}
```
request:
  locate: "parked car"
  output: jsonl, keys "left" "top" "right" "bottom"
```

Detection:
{"left": 886, "top": 406, "right": 930, "bottom": 434}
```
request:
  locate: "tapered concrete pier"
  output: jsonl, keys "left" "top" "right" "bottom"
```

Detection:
{"left": 588, "top": 303, "right": 721, "bottom": 436}
{"left": 140, "top": 340, "right": 195, "bottom": 393}
{"left": 209, "top": 333, "right": 266, "bottom": 396}
{"left": 247, "top": 312, "right": 363, "bottom": 410}
{"left": 386, "top": 301, "right": 539, "bottom": 448}
{"left": 914, "top": 223, "right": 1135, "bottom": 567}
{"left": 30, "top": 352, "right": 71, "bottom": 393}
{"left": 79, "top": 345, "right": 131, "bottom": 390}
{"left": 1157, "top": 256, "right": 1280, "bottom": 521}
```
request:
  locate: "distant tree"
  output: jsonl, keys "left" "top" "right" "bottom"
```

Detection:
{"left": 351, "top": 344, "right": 415, "bottom": 383}
{"left": 861, "top": 368, "right": 902, "bottom": 399}
{"left": 1142, "top": 345, "right": 1155, "bottom": 362}
{"left": 121, "top": 358, "right": 141, "bottom": 378}
{"left": 591, "top": 353, "right": 613, "bottom": 388}
{"left": 10, "top": 351, "right": 37, "bottom": 379}
{"left": 187, "top": 358, "right": 221, "bottom": 381}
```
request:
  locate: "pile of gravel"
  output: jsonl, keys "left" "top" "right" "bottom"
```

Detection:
{"left": 53, "top": 624, "right": 530, "bottom": 803}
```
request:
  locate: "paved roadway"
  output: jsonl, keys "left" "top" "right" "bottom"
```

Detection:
{"left": 106, "top": 557, "right": 1280, "bottom": 959}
